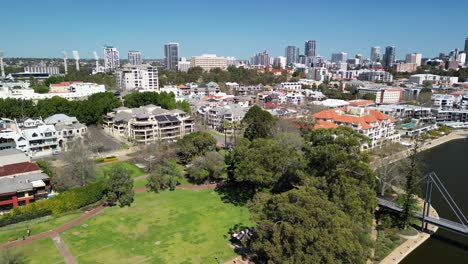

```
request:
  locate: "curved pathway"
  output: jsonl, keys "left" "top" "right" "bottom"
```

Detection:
{"left": 0, "top": 183, "right": 217, "bottom": 250}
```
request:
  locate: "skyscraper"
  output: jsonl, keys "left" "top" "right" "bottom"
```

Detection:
{"left": 285, "top": 46, "right": 299, "bottom": 65}
{"left": 250, "top": 50, "right": 270, "bottom": 66}
{"left": 164, "top": 43, "right": 179, "bottom": 70}
{"left": 383, "top": 46, "right": 396, "bottom": 67}
{"left": 128, "top": 51, "right": 142, "bottom": 65}
{"left": 304, "top": 40, "right": 316, "bottom": 57}
{"left": 464, "top": 37, "right": 468, "bottom": 54}
{"left": 103, "top": 46, "right": 120, "bottom": 71}
{"left": 370, "top": 46, "right": 381, "bottom": 62}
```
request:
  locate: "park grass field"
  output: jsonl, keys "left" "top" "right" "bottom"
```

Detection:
{"left": 2, "top": 237, "right": 64, "bottom": 264}
{"left": 0, "top": 212, "right": 82, "bottom": 244}
{"left": 61, "top": 189, "right": 250, "bottom": 264}
{"left": 97, "top": 161, "right": 145, "bottom": 179}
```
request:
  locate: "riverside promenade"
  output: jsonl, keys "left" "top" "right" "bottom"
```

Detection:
{"left": 377, "top": 130, "right": 468, "bottom": 263}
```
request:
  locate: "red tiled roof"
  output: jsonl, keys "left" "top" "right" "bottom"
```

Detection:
{"left": 0, "top": 162, "right": 41, "bottom": 177}
{"left": 348, "top": 100, "right": 374, "bottom": 106}
{"left": 312, "top": 107, "right": 395, "bottom": 130}
{"left": 314, "top": 120, "right": 338, "bottom": 129}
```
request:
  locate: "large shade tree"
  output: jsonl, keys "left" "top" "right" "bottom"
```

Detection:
{"left": 242, "top": 105, "right": 276, "bottom": 141}
{"left": 249, "top": 185, "right": 370, "bottom": 264}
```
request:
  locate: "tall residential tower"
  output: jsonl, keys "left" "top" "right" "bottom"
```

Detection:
{"left": 285, "top": 46, "right": 300, "bottom": 65}
{"left": 383, "top": 46, "right": 396, "bottom": 67}
{"left": 164, "top": 43, "right": 179, "bottom": 70}
{"left": 370, "top": 46, "right": 381, "bottom": 62}
{"left": 103, "top": 46, "right": 120, "bottom": 71}
{"left": 128, "top": 51, "right": 142, "bottom": 65}
{"left": 304, "top": 40, "right": 316, "bottom": 57}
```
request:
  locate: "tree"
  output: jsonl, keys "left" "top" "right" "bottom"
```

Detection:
{"left": 177, "top": 132, "right": 217, "bottom": 163}
{"left": 248, "top": 185, "right": 370, "bottom": 264}
{"left": 400, "top": 140, "right": 422, "bottom": 229}
{"left": 36, "top": 160, "right": 55, "bottom": 177}
{"left": 303, "top": 127, "right": 376, "bottom": 225}
{"left": 242, "top": 105, "right": 276, "bottom": 141}
{"left": 0, "top": 249, "right": 28, "bottom": 264}
{"left": 362, "top": 93, "right": 376, "bottom": 101}
{"left": 52, "top": 140, "right": 96, "bottom": 191}
{"left": 374, "top": 142, "right": 406, "bottom": 196}
{"left": 146, "top": 160, "right": 184, "bottom": 192}
{"left": 103, "top": 164, "right": 134, "bottom": 207}
{"left": 422, "top": 80, "right": 433, "bottom": 89}
{"left": 187, "top": 151, "right": 226, "bottom": 183}
{"left": 229, "top": 138, "right": 305, "bottom": 191}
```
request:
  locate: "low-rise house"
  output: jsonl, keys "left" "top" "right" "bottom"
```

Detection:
{"left": 44, "top": 114, "right": 87, "bottom": 149}
{"left": 103, "top": 105, "right": 195, "bottom": 144}
{"left": 313, "top": 106, "right": 400, "bottom": 149}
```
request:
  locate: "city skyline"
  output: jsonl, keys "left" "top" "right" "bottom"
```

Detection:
{"left": 1, "top": 0, "right": 467, "bottom": 59}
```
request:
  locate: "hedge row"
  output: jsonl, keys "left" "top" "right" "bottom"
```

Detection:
{"left": 0, "top": 180, "right": 106, "bottom": 227}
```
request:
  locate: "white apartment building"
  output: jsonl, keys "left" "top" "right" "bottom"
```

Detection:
{"left": 277, "top": 82, "right": 302, "bottom": 91}
{"left": 104, "top": 46, "right": 120, "bottom": 71}
{"left": 103, "top": 105, "right": 195, "bottom": 144}
{"left": 358, "top": 70, "right": 393, "bottom": 82}
{"left": 178, "top": 57, "right": 191, "bottom": 72}
{"left": 358, "top": 87, "right": 402, "bottom": 104}
{"left": 206, "top": 104, "right": 249, "bottom": 132}
{"left": 409, "top": 74, "right": 459, "bottom": 85}
{"left": 190, "top": 54, "right": 228, "bottom": 71}
{"left": 431, "top": 94, "right": 456, "bottom": 108}
{"left": 313, "top": 106, "right": 400, "bottom": 149}
{"left": 118, "top": 64, "right": 159, "bottom": 92}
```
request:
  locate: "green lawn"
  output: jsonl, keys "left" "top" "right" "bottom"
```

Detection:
{"left": 61, "top": 189, "right": 250, "bottom": 264}
{"left": 0, "top": 212, "right": 82, "bottom": 244}
{"left": 133, "top": 178, "right": 147, "bottom": 189}
{"left": 97, "top": 161, "right": 145, "bottom": 179}
{"left": 1, "top": 237, "right": 64, "bottom": 264}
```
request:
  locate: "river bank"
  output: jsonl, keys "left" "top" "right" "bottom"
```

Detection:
{"left": 376, "top": 130, "right": 468, "bottom": 263}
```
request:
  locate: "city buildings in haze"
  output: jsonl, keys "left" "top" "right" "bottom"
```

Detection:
{"left": 383, "top": 46, "right": 396, "bottom": 67}
{"left": 304, "top": 40, "right": 316, "bottom": 57}
{"left": 331, "top": 52, "right": 348, "bottom": 64}
{"left": 405, "top": 53, "right": 422, "bottom": 66}
{"left": 371, "top": 46, "right": 381, "bottom": 62}
{"left": 190, "top": 54, "right": 227, "bottom": 71}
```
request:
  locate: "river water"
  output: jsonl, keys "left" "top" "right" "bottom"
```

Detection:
{"left": 400, "top": 138, "right": 468, "bottom": 263}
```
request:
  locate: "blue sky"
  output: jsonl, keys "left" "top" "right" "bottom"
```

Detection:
{"left": 2, "top": 0, "right": 467, "bottom": 60}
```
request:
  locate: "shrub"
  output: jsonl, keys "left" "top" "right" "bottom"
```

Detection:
{"left": 0, "top": 180, "right": 106, "bottom": 227}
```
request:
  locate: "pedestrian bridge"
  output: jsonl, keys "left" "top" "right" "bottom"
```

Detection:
{"left": 377, "top": 197, "right": 468, "bottom": 236}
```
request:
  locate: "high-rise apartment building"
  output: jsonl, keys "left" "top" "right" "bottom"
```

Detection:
{"left": 118, "top": 64, "right": 158, "bottom": 92}
{"left": 164, "top": 43, "right": 179, "bottom": 70}
{"left": 103, "top": 46, "right": 120, "bottom": 71}
{"left": 371, "top": 46, "right": 381, "bottom": 62}
{"left": 305, "top": 40, "right": 316, "bottom": 57}
{"left": 405, "top": 53, "right": 422, "bottom": 66}
{"left": 464, "top": 37, "right": 468, "bottom": 54}
{"left": 190, "top": 54, "right": 228, "bottom": 71}
{"left": 383, "top": 46, "right": 396, "bottom": 67}
{"left": 285, "top": 46, "right": 300, "bottom": 65}
{"left": 128, "top": 51, "right": 142, "bottom": 65}
{"left": 251, "top": 50, "right": 270, "bottom": 66}
{"left": 331, "top": 52, "right": 348, "bottom": 64}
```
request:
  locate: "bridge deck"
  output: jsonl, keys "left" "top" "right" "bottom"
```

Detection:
{"left": 377, "top": 198, "right": 468, "bottom": 235}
